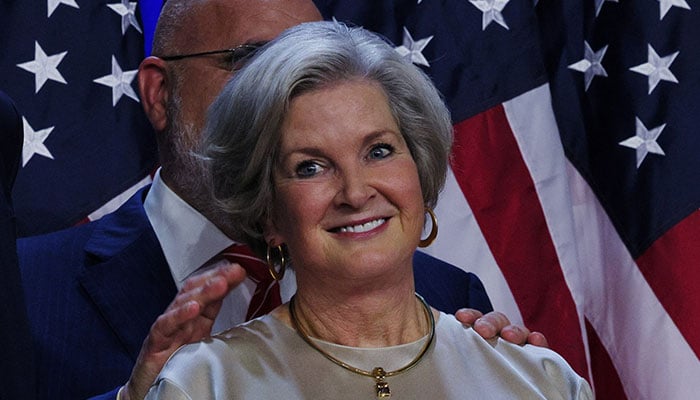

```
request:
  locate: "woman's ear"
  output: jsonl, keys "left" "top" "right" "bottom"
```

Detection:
{"left": 138, "top": 56, "right": 169, "bottom": 132}
{"left": 262, "top": 217, "right": 283, "bottom": 247}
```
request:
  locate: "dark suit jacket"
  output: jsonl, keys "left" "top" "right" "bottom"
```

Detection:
{"left": 0, "top": 90, "right": 37, "bottom": 400}
{"left": 19, "top": 186, "right": 491, "bottom": 399}
{"left": 19, "top": 188, "right": 175, "bottom": 399}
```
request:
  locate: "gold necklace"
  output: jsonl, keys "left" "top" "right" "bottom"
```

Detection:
{"left": 289, "top": 293, "right": 435, "bottom": 398}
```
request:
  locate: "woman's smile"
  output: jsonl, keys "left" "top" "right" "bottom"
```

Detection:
{"left": 334, "top": 217, "right": 387, "bottom": 234}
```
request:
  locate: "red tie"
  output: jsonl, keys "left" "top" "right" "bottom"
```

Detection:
{"left": 219, "top": 244, "right": 282, "bottom": 321}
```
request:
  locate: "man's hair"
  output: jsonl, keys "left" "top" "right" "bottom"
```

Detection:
{"left": 202, "top": 21, "right": 453, "bottom": 256}
{"left": 151, "top": 0, "right": 191, "bottom": 56}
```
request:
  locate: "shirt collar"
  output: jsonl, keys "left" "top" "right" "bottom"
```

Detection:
{"left": 144, "top": 169, "right": 233, "bottom": 287}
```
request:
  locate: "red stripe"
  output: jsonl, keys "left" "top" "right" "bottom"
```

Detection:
{"left": 74, "top": 217, "right": 90, "bottom": 226}
{"left": 586, "top": 320, "right": 627, "bottom": 399}
{"left": 636, "top": 209, "right": 700, "bottom": 359}
{"left": 451, "top": 104, "right": 588, "bottom": 377}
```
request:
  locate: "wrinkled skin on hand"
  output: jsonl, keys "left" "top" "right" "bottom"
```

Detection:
{"left": 455, "top": 309, "right": 549, "bottom": 347}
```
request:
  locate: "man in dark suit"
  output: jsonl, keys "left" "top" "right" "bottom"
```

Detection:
{"left": 18, "top": 1, "right": 542, "bottom": 399}
{"left": 0, "top": 90, "right": 36, "bottom": 399}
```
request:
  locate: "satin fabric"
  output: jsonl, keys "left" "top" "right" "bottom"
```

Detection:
{"left": 147, "top": 312, "right": 592, "bottom": 399}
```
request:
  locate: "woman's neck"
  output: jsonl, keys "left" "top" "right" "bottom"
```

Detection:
{"left": 280, "top": 285, "right": 431, "bottom": 348}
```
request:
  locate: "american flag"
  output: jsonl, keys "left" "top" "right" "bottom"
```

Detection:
{"left": 0, "top": 0, "right": 159, "bottom": 237}
{"left": 3, "top": 0, "right": 698, "bottom": 398}
{"left": 316, "top": 0, "right": 700, "bottom": 398}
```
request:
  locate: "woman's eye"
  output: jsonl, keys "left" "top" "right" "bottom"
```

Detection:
{"left": 295, "top": 161, "right": 322, "bottom": 178}
{"left": 369, "top": 143, "right": 394, "bottom": 160}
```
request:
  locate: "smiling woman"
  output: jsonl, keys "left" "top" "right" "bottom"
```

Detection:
{"left": 144, "top": 21, "right": 592, "bottom": 399}
{"left": 203, "top": 24, "right": 453, "bottom": 260}
{"left": 270, "top": 80, "right": 426, "bottom": 288}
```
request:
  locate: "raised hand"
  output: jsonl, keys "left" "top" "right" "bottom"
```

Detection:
{"left": 121, "top": 263, "right": 247, "bottom": 400}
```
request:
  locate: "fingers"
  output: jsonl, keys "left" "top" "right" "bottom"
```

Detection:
{"left": 527, "top": 331, "right": 549, "bottom": 348}
{"left": 145, "top": 263, "right": 247, "bottom": 352}
{"left": 180, "top": 262, "right": 247, "bottom": 299}
{"left": 454, "top": 308, "right": 483, "bottom": 326}
{"left": 457, "top": 309, "right": 550, "bottom": 348}
{"left": 456, "top": 310, "right": 512, "bottom": 340}
{"left": 472, "top": 311, "right": 511, "bottom": 339}
{"left": 497, "top": 325, "right": 530, "bottom": 345}
{"left": 497, "top": 327, "right": 549, "bottom": 347}
{"left": 124, "top": 263, "right": 247, "bottom": 400}
{"left": 148, "top": 300, "right": 201, "bottom": 346}
{"left": 170, "top": 263, "right": 246, "bottom": 314}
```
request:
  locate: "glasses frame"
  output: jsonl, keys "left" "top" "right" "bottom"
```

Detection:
{"left": 158, "top": 43, "right": 263, "bottom": 63}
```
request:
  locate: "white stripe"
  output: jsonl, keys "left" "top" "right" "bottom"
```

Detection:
{"left": 567, "top": 163, "right": 700, "bottom": 400}
{"left": 507, "top": 84, "right": 700, "bottom": 398}
{"left": 422, "top": 166, "right": 524, "bottom": 325}
{"left": 87, "top": 174, "right": 152, "bottom": 221}
{"left": 503, "top": 84, "right": 591, "bottom": 376}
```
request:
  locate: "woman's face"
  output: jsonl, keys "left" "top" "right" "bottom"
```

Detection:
{"left": 266, "top": 80, "right": 425, "bottom": 284}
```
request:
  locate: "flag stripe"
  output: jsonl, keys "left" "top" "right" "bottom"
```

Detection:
{"left": 636, "top": 209, "right": 700, "bottom": 359}
{"left": 503, "top": 84, "right": 591, "bottom": 364}
{"left": 425, "top": 167, "right": 524, "bottom": 323}
{"left": 450, "top": 96, "right": 588, "bottom": 377}
{"left": 585, "top": 320, "right": 627, "bottom": 400}
{"left": 87, "top": 174, "right": 152, "bottom": 222}
{"left": 567, "top": 161, "right": 700, "bottom": 399}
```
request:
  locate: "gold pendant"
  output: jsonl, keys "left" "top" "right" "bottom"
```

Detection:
{"left": 373, "top": 367, "right": 391, "bottom": 398}
{"left": 376, "top": 380, "right": 390, "bottom": 398}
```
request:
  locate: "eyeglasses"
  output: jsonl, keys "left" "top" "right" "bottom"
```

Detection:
{"left": 159, "top": 43, "right": 265, "bottom": 71}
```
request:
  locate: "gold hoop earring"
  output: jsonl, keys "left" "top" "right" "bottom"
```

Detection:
{"left": 418, "top": 208, "right": 438, "bottom": 248}
{"left": 266, "top": 245, "right": 286, "bottom": 281}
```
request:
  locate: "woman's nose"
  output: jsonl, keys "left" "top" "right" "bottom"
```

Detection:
{"left": 333, "top": 168, "right": 376, "bottom": 209}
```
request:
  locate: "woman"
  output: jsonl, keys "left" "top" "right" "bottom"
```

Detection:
{"left": 146, "top": 21, "right": 592, "bottom": 399}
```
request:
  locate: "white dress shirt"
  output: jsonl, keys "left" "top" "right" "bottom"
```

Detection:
{"left": 144, "top": 169, "right": 296, "bottom": 333}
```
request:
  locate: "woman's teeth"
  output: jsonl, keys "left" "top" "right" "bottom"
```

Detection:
{"left": 338, "top": 218, "right": 386, "bottom": 233}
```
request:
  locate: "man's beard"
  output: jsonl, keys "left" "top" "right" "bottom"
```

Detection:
{"left": 163, "top": 92, "right": 236, "bottom": 236}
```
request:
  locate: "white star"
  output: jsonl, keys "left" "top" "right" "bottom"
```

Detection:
{"left": 93, "top": 56, "right": 140, "bottom": 106}
{"left": 619, "top": 117, "right": 666, "bottom": 168}
{"left": 568, "top": 41, "right": 608, "bottom": 91}
{"left": 16, "top": 41, "right": 67, "bottom": 94}
{"left": 394, "top": 27, "right": 433, "bottom": 67}
{"left": 658, "top": 0, "right": 690, "bottom": 20}
{"left": 47, "top": 0, "right": 79, "bottom": 18}
{"left": 629, "top": 45, "right": 678, "bottom": 94}
{"left": 469, "top": 0, "right": 510, "bottom": 30}
{"left": 107, "top": 0, "right": 142, "bottom": 35}
{"left": 594, "top": 0, "right": 618, "bottom": 17}
{"left": 21, "top": 117, "right": 55, "bottom": 167}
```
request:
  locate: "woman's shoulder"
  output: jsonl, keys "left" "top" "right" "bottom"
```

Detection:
{"left": 437, "top": 311, "right": 574, "bottom": 363}
{"left": 215, "top": 312, "right": 298, "bottom": 348}
{"left": 162, "top": 316, "right": 283, "bottom": 374}
{"left": 149, "top": 315, "right": 292, "bottom": 398}
{"left": 435, "top": 312, "right": 593, "bottom": 399}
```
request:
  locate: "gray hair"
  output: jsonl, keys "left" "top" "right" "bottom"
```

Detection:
{"left": 202, "top": 21, "right": 453, "bottom": 256}
{"left": 151, "top": 0, "right": 191, "bottom": 56}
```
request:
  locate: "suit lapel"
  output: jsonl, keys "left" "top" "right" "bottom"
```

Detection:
{"left": 78, "top": 187, "right": 177, "bottom": 360}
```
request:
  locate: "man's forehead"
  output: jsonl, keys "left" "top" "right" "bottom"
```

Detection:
{"left": 227, "top": 0, "right": 321, "bottom": 44}
{"left": 191, "top": 0, "right": 321, "bottom": 45}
